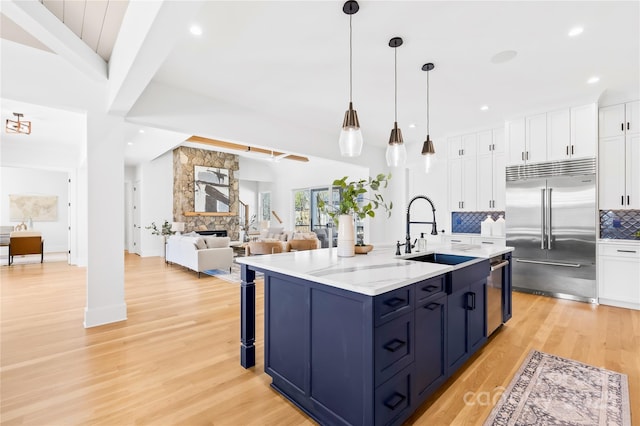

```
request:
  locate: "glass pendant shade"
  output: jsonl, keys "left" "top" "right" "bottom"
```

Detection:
{"left": 386, "top": 122, "right": 407, "bottom": 167}
{"left": 422, "top": 136, "right": 436, "bottom": 172}
{"left": 339, "top": 102, "right": 363, "bottom": 157}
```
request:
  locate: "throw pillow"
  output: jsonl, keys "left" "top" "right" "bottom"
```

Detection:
{"left": 206, "top": 237, "right": 230, "bottom": 248}
{"left": 194, "top": 237, "right": 207, "bottom": 250}
{"left": 259, "top": 230, "right": 269, "bottom": 239}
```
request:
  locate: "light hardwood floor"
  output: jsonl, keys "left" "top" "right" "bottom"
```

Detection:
{"left": 1, "top": 253, "right": 638, "bottom": 425}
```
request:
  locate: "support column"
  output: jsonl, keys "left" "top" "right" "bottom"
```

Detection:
{"left": 83, "top": 112, "right": 127, "bottom": 327}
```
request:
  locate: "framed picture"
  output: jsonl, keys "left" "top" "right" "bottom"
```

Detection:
{"left": 194, "top": 166, "right": 230, "bottom": 213}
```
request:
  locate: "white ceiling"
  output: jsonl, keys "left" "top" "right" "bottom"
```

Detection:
{"left": 1, "top": 1, "right": 639, "bottom": 167}
{"left": 148, "top": 1, "right": 639, "bottom": 152}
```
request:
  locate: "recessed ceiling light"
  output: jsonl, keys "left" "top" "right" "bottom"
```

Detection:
{"left": 490, "top": 50, "right": 517, "bottom": 64}
{"left": 190, "top": 25, "right": 203, "bottom": 36}
{"left": 127, "top": 142, "right": 133, "bottom": 146}
{"left": 568, "top": 27, "right": 584, "bottom": 37}
{"left": 408, "top": 123, "right": 416, "bottom": 128}
{"left": 480, "top": 105, "right": 489, "bottom": 111}
{"left": 587, "top": 76, "right": 600, "bottom": 84}
{"left": 139, "top": 129, "right": 145, "bottom": 134}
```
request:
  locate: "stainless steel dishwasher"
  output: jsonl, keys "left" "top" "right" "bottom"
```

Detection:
{"left": 487, "top": 256, "right": 510, "bottom": 335}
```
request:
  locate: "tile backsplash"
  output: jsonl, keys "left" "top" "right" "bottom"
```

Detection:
{"left": 599, "top": 210, "right": 640, "bottom": 240}
{"left": 451, "top": 211, "right": 505, "bottom": 234}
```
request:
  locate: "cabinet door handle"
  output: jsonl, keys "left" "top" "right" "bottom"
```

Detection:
{"left": 422, "top": 284, "right": 439, "bottom": 293}
{"left": 521, "top": 152, "right": 524, "bottom": 161}
{"left": 384, "top": 392, "right": 406, "bottom": 410}
{"left": 425, "top": 302, "right": 441, "bottom": 311}
{"left": 617, "top": 249, "right": 637, "bottom": 253}
{"left": 571, "top": 145, "right": 574, "bottom": 155}
{"left": 526, "top": 151, "right": 529, "bottom": 160}
{"left": 383, "top": 339, "right": 406, "bottom": 353}
{"left": 466, "top": 292, "right": 476, "bottom": 310}
{"left": 482, "top": 241, "right": 494, "bottom": 245}
{"left": 622, "top": 195, "right": 625, "bottom": 206}
{"left": 566, "top": 146, "right": 569, "bottom": 156}
{"left": 627, "top": 195, "right": 630, "bottom": 205}
{"left": 492, "top": 143, "right": 495, "bottom": 151}
{"left": 628, "top": 122, "right": 630, "bottom": 131}
{"left": 383, "top": 297, "right": 406, "bottom": 308}
{"left": 621, "top": 123, "right": 624, "bottom": 131}
{"left": 451, "top": 239, "right": 462, "bottom": 243}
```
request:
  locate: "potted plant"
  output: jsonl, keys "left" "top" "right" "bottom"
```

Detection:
{"left": 146, "top": 220, "right": 175, "bottom": 237}
{"left": 317, "top": 173, "right": 392, "bottom": 257}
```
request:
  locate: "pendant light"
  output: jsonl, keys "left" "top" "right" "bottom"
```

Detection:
{"left": 339, "top": 0, "right": 363, "bottom": 157}
{"left": 385, "top": 37, "right": 406, "bottom": 168}
{"left": 421, "top": 63, "right": 436, "bottom": 173}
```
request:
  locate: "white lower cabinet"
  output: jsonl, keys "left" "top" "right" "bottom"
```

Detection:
{"left": 598, "top": 242, "right": 640, "bottom": 310}
{"left": 442, "top": 235, "right": 472, "bottom": 244}
{"left": 442, "top": 235, "right": 506, "bottom": 246}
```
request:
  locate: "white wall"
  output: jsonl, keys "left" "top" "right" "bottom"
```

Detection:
{"left": 137, "top": 151, "right": 173, "bottom": 257}
{"left": 0, "top": 166, "right": 69, "bottom": 253}
{"left": 239, "top": 179, "right": 259, "bottom": 226}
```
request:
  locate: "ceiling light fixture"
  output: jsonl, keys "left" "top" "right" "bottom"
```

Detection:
{"left": 421, "top": 63, "right": 436, "bottom": 173}
{"left": 190, "top": 25, "right": 203, "bottom": 36}
{"left": 587, "top": 76, "right": 600, "bottom": 84}
{"left": 568, "top": 27, "right": 584, "bottom": 37}
{"left": 339, "top": 0, "right": 363, "bottom": 157}
{"left": 5, "top": 112, "right": 31, "bottom": 135}
{"left": 386, "top": 37, "right": 406, "bottom": 168}
{"left": 480, "top": 105, "right": 489, "bottom": 111}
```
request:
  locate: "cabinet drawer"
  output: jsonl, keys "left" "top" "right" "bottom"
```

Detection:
{"left": 598, "top": 243, "right": 640, "bottom": 258}
{"left": 374, "top": 312, "right": 414, "bottom": 386}
{"left": 443, "top": 235, "right": 472, "bottom": 244}
{"left": 415, "top": 276, "right": 445, "bottom": 304}
{"left": 471, "top": 237, "right": 506, "bottom": 246}
{"left": 375, "top": 364, "right": 412, "bottom": 426}
{"left": 447, "top": 259, "right": 490, "bottom": 294}
{"left": 374, "top": 286, "right": 414, "bottom": 327}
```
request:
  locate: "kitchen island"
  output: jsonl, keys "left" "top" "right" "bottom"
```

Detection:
{"left": 236, "top": 243, "right": 513, "bottom": 426}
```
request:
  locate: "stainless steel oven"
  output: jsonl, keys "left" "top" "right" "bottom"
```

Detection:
{"left": 487, "top": 256, "right": 509, "bottom": 335}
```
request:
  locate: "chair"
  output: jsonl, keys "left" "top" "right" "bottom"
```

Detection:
{"left": 9, "top": 231, "right": 44, "bottom": 265}
{"left": 245, "top": 241, "right": 283, "bottom": 256}
{"left": 286, "top": 239, "right": 319, "bottom": 252}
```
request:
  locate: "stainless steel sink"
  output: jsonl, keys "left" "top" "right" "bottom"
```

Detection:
{"left": 409, "top": 253, "right": 477, "bottom": 266}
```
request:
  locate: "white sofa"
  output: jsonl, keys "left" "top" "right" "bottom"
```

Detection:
{"left": 166, "top": 235, "right": 233, "bottom": 278}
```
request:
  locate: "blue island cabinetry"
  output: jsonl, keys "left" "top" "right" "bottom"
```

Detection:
{"left": 261, "top": 257, "right": 492, "bottom": 426}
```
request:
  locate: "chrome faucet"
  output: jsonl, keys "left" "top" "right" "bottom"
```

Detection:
{"left": 405, "top": 195, "right": 438, "bottom": 254}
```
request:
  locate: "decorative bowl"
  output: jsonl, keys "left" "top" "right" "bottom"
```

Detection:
{"left": 354, "top": 244, "right": 373, "bottom": 254}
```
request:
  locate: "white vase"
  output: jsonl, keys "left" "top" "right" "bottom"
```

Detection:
{"left": 337, "top": 214, "right": 355, "bottom": 257}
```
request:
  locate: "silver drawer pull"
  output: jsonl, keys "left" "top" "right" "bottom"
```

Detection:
{"left": 481, "top": 241, "right": 494, "bottom": 244}
{"left": 617, "top": 249, "right": 637, "bottom": 253}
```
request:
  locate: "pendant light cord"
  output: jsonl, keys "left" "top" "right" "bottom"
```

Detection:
{"left": 426, "top": 70, "right": 430, "bottom": 135}
{"left": 349, "top": 14, "right": 353, "bottom": 103}
{"left": 394, "top": 47, "right": 397, "bottom": 122}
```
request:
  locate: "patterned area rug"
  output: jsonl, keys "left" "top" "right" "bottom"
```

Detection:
{"left": 484, "top": 350, "right": 631, "bottom": 426}
{"left": 203, "top": 262, "right": 262, "bottom": 283}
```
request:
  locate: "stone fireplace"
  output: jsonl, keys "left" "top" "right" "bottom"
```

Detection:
{"left": 172, "top": 146, "right": 240, "bottom": 240}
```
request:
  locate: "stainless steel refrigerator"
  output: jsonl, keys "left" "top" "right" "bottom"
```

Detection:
{"left": 505, "top": 158, "right": 597, "bottom": 303}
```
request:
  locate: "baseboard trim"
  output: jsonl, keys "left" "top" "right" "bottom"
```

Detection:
{"left": 84, "top": 303, "right": 127, "bottom": 328}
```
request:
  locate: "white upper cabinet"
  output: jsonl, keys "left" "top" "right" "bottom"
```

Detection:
{"left": 546, "top": 108, "right": 571, "bottom": 160}
{"left": 506, "top": 118, "right": 526, "bottom": 165}
{"left": 448, "top": 133, "right": 477, "bottom": 158}
{"left": 508, "top": 103, "right": 597, "bottom": 165}
{"left": 477, "top": 129, "right": 506, "bottom": 210}
{"left": 598, "top": 100, "right": 640, "bottom": 210}
{"left": 600, "top": 101, "right": 639, "bottom": 138}
{"left": 547, "top": 103, "right": 597, "bottom": 161}
{"left": 525, "top": 113, "right": 547, "bottom": 163}
{"left": 506, "top": 114, "right": 546, "bottom": 165}
{"left": 570, "top": 103, "right": 598, "bottom": 159}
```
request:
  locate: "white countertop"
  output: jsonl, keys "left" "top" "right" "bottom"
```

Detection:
{"left": 236, "top": 243, "right": 514, "bottom": 296}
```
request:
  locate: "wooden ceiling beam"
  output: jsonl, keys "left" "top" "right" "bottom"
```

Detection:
{"left": 187, "top": 135, "right": 309, "bottom": 162}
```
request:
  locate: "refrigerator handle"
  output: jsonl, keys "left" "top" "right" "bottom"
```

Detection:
{"left": 547, "top": 188, "right": 553, "bottom": 250}
{"left": 541, "top": 188, "right": 546, "bottom": 249}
